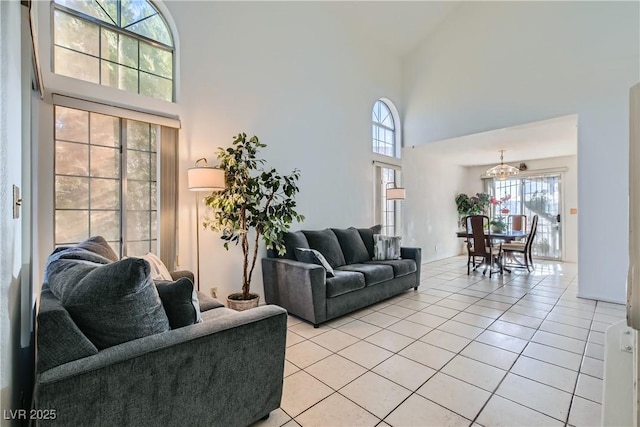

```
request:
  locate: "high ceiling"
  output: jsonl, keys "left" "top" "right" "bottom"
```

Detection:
{"left": 324, "top": 2, "right": 577, "bottom": 164}
{"left": 328, "top": 1, "right": 460, "bottom": 58}
{"left": 414, "top": 115, "right": 578, "bottom": 166}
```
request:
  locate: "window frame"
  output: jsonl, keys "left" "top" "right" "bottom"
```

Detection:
{"left": 51, "top": 0, "right": 176, "bottom": 102}
{"left": 53, "top": 105, "right": 161, "bottom": 257}
{"left": 372, "top": 99, "right": 400, "bottom": 158}
{"left": 374, "top": 163, "right": 402, "bottom": 236}
{"left": 50, "top": 94, "right": 180, "bottom": 268}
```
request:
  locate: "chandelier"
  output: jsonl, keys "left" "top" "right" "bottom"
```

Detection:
{"left": 485, "top": 150, "right": 519, "bottom": 180}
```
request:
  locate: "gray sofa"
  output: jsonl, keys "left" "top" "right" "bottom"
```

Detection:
{"left": 34, "top": 243, "right": 287, "bottom": 427}
{"left": 262, "top": 227, "right": 421, "bottom": 326}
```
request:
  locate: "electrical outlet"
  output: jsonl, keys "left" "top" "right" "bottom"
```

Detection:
{"left": 210, "top": 287, "right": 218, "bottom": 298}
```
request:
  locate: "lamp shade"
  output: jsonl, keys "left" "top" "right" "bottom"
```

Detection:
{"left": 386, "top": 187, "right": 406, "bottom": 200}
{"left": 188, "top": 167, "right": 225, "bottom": 191}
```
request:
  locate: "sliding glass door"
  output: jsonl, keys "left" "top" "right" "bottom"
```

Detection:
{"left": 487, "top": 174, "right": 562, "bottom": 260}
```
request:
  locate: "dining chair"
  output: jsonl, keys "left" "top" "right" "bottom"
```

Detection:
{"left": 465, "top": 215, "right": 502, "bottom": 277}
{"left": 508, "top": 214, "right": 527, "bottom": 234}
{"left": 502, "top": 214, "right": 539, "bottom": 272}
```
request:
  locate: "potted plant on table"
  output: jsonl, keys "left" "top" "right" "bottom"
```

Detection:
{"left": 203, "top": 133, "right": 304, "bottom": 311}
{"left": 489, "top": 194, "right": 511, "bottom": 233}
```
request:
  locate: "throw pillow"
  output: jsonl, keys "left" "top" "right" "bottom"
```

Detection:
{"left": 301, "top": 229, "right": 346, "bottom": 268}
{"left": 294, "top": 247, "right": 335, "bottom": 278}
{"left": 140, "top": 252, "right": 173, "bottom": 280}
{"left": 332, "top": 227, "right": 371, "bottom": 264}
{"left": 75, "top": 235, "right": 119, "bottom": 262}
{"left": 357, "top": 225, "right": 383, "bottom": 260}
{"left": 373, "top": 234, "right": 402, "bottom": 260}
{"left": 281, "top": 231, "right": 310, "bottom": 260}
{"left": 155, "top": 277, "right": 202, "bottom": 329}
{"left": 43, "top": 246, "right": 113, "bottom": 290}
{"left": 46, "top": 256, "right": 170, "bottom": 349}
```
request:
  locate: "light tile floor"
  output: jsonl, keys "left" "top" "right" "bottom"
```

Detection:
{"left": 252, "top": 256, "right": 624, "bottom": 427}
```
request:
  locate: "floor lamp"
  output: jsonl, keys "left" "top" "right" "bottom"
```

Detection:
{"left": 187, "top": 158, "right": 225, "bottom": 291}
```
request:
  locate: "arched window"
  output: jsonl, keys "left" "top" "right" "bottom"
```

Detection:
{"left": 53, "top": 0, "right": 174, "bottom": 102}
{"left": 372, "top": 99, "right": 396, "bottom": 157}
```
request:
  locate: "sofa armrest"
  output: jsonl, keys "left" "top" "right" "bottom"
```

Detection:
{"left": 35, "top": 305, "right": 287, "bottom": 427}
{"left": 262, "top": 258, "right": 327, "bottom": 325}
{"left": 401, "top": 247, "right": 422, "bottom": 288}
{"left": 170, "top": 269, "right": 194, "bottom": 282}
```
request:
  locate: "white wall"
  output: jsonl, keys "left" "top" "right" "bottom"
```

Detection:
{"left": 403, "top": 1, "right": 639, "bottom": 303}
{"left": 402, "top": 146, "right": 467, "bottom": 262}
{"left": 1, "top": 1, "right": 29, "bottom": 423}
{"left": 167, "top": 2, "right": 403, "bottom": 300}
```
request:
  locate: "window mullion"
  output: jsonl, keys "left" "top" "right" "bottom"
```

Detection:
{"left": 117, "top": 0, "right": 121, "bottom": 28}
{"left": 120, "top": 118, "right": 128, "bottom": 257}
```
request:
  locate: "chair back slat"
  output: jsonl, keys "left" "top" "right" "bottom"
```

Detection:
{"left": 509, "top": 214, "right": 527, "bottom": 232}
{"left": 466, "top": 215, "right": 490, "bottom": 256}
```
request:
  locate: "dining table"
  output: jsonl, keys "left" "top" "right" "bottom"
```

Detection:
{"left": 455, "top": 229, "right": 529, "bottom": 242}
{"left": 456, "top": 229, "right": 530, "bottom": 273}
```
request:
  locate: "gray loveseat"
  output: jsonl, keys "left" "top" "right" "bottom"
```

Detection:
{"left": 262, "top": 227, "right": 421, "bottom": 326}
{"left": 34, "top": 240, "right": 287, "bottom": 427}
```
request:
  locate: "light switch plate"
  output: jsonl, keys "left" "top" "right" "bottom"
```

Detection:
{"left": 13, "top": 185, "right": 21, "bottom": 219}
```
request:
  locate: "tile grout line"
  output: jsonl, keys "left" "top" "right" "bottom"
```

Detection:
{"left": 278, "top": 257, "right": 609, "bottom": 427}
{"left": 424, "top": 261, "right": 593, "bottom": 424}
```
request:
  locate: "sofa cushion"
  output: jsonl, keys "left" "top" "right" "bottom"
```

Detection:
{"left": 335, "top": 263, "right": 394, "bottom": 286}
{"left": 75, "top": 235, "right": 119, "bottom": 262}
{"left": 365, "top": 259, "right": 417, "bottom": 278}
{"left": 46, "top": 255, "right": 170, "bottom": 349}
{"left": 155, "top": 277, "right": 202, "bottom": 329}
{"left": 281, "top": 231, "right": 310, "bottom": 260}
{"left": 196, "top": 291, "right": 225, "bottom": 312}
{"left": 326, "top": 271, "right": 366, "bottom": 298}
{"left": 332, "top": 227, "right": 371, "bottom": 264}
{"left": 294, "top": 248, "right": 335, "bottom": 277}
{"left": 373, "top": 235, "right": 402, "bottom": 260}
{"left": 302, "top": 229, "right": 346, "bottom": 268}
{"left": 357, "top": 225, "right": 382, "bottom": 259}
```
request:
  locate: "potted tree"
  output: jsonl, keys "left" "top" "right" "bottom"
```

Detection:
{"left": 454, "top": 192, "right": 490, "bottom": 228}
{"left": 203, "top": 133, "right": 304, "bottom": 311}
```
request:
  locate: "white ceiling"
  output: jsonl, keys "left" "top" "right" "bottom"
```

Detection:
{"left": 329, "top": 1, "right": 460, "bottom": 58}
{"left": 323, "top": 3, "right": 577, "bottom": 165}
{"left": 415, "top": 114, "right": 579, "bottom": 166}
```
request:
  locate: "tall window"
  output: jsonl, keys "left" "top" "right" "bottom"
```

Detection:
{"left": 372, "top": 100, "right": 396, "bottom": 157}
{"left": 374, "top": 165, "right": 402, "bottom": 236}
{"left": 54, "top": 105, "right": 163, "bottom": 257}
{"left": 380, "top": 168, "right": 396, "bottom": 236}
{"left": 53, "top": 0, "right": 174, "bottom": 102}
